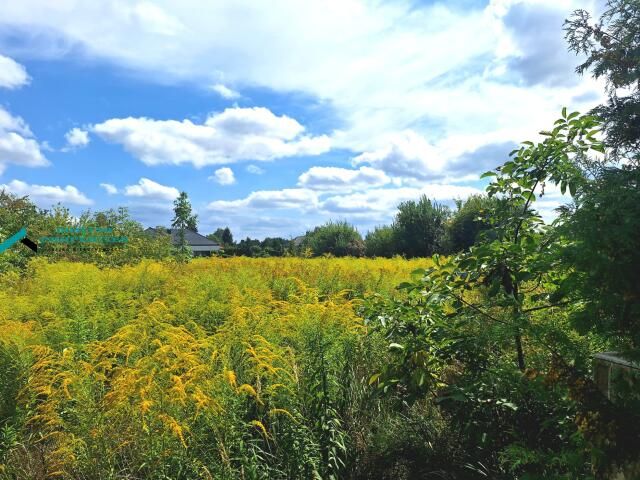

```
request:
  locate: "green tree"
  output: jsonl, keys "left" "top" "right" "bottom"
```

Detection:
{"left": 235, "top": 237, "right": 262, "bottom": 257}
{"left": 0, "top": 191, "right": 43, "bottom": 271}
{"left": 364, "top": 225, "right": 396, "bottom": 258}
{"left": 445, "top": 194, "right": 500, "bottom": 253}
{"left": 558, "top": 168, "right": 640, "bottom": 347}
{"left": 562, "top": 0, "right": 640, "bottom": 350}
{"left": 393, "top": 195, "right": 449, "bottom": 258}
{"left": 172, "top": 192, "right": 197, "bottom": 258}
{"left": 565, "top": 0, "right": 640, "bottom": 160}
{"left": 210, "top": 228, "right": 233, "bottom": 246}
{"left": 304, "top": 221, "right": 364, "bottom": 257}
{"left": 261, "top": 237, "right": 290, "bottom": 257}
{"left": 366, "top": 111, "right": 640, "bottom": 475}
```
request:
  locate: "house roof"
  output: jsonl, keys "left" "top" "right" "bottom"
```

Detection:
{"left": 145, "top": 228, "right": 220, "bottom": 247}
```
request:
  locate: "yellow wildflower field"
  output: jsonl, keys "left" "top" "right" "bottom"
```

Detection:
{"left": 0, "top": 257, "right": 430, "bottom": 479}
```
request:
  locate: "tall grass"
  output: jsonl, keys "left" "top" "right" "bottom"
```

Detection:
{"left": 0, "top": 257, "right": 431, "bottom": 479}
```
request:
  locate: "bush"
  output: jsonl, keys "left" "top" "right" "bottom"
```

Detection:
{"left": 365, "top": 226, "right": 396, "bottom": 258}
{"left": 303, "top": 221, "right": 365, "bottom": 257}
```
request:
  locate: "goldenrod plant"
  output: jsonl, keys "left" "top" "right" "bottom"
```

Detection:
{"left": 0, "top": 257, "right": 427, "bottom": 479}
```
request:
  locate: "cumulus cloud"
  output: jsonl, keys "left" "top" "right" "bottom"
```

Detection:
{"left": 298, "top": 166, "right": 390, "bottom": 191}
{"left": 210, "top": 167, "right": 236, "bottom": 185}
{"left": 352, "top": 131, "right": 446, "bottom": 181}
{"left": 320, "top": 184, "right": 482, "bottom": 216}
{"left": 351, "top": 130, "right": 526, "bottom": 184}
{"left": 208, "top": 188, "right": 318, "bottom": 211}
{"left": 124, "top": 178, "right": 179, "bottom": 201}
{"left": 246, "top": 164, "right": 265, "bottom": 175}
{"left": 99, "top": 183, "right": 118, "bottom": 195}
{"left": 0, "top": 179, "right": 92, "bottom": 206}
{"left": 0, "top": 0, "right": 602, "bottom": 156}
{"left": 210, "top": 83, "right": 240, "bottom": 99}
{"left": 203, "top": 182, "right": 483, "bottom": 238}
{"left": 92, "top": 107, "right": 330, "bottom": 167}
{"left": 64, "top": 127, "right": 90, "bottom": 149}
{"left": 0, "top": 107, "right": 48, "bottom": 174}
{"left": 0, "top": 54, "right": 29, "bottom": 89}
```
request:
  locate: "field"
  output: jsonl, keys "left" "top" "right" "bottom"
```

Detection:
{"left": 0, "top": 257, "right": 431, "bottom": 479}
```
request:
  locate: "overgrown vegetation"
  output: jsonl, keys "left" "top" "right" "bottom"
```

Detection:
{"left": 0, "top": 257, "right": 431, "bottom": 479}
{"left": 1, "top": 1, "right": 640, "bottom": 478}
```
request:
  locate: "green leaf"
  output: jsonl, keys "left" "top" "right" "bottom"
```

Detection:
{"left": 480, "top": 171, "right": 497, "bottom": 178}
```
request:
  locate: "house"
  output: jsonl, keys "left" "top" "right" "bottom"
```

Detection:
{"left": 145, "top": 228, "right": 222, "bottom": 257}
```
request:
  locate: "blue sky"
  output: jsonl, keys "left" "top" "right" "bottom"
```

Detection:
{"left": 0, "top": 0, "right": 604, "bottom": 239}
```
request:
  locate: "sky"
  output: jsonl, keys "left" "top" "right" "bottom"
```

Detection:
{"left": 0, "top": 0, "right": 605, "bottom": 239}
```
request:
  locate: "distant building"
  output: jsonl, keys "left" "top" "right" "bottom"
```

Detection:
{"left": 145, "top": 228, "right": 221, "bottom": 257}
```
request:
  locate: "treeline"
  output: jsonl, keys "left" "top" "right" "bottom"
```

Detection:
{"left": 206, "top": 194, "right": 499, "bottom": 259}
{"left": 1, "top": 190, "right": 499, "bottom": 268}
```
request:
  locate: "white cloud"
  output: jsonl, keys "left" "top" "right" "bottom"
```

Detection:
{"left": 298, "top": 166, "right": 390, "bottom": 191}
{"left": 64, "top": 127, "right": 90, "bottom": 148}
{"left": 352, "top": 131, "right": 446, "bottom": 181}
{"left": 246, "top": 164, "right": 265, "bottom": 175}
{"left": 129, "top": 2, "right": 184, "bottom": 36}
{"left": 320, "top": 184, "right": 482, "bottom": 216}
{"left": 210, "top": 83, "right": 240, "bottom": 99}
{"left": 92, "top": 107, "right": 330, "bottom": 167}
{"left": 352, "top": 130, "right": 523, "bottom": 184}
{"left": 0, "top": 107, "right": 49, "bottom": 174}
{"left": 124, "top": 177, "right": 179, "bottom": 201}
{"left": 0, "top": 0, "right": 606, "bottom": 236}
{"left": 99, "top": 183, "right": 118, "bottom": 195}
{"left": 210, "top": 166, "right": 236, "bottom": 185}
{"left": 203, "top": 182, "right": 484, "bottom": 238}
{"left": 0, "top": 54, "right": 29, "bottom": 89}
{"left": 208, "top": 188, "right": 318, "bottom": 211}
{"left": 0, "top": 179, "right": 92, "bottom": 206}
{"left": 0, "top": 0, "right": 601, "bottom": 158}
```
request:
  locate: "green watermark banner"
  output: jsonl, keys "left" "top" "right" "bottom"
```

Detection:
{"left": 1, "top": 226, "right": 128, "bottom": 255}
{"left": 40, "top": 227, "right": 128, "bottom": 246}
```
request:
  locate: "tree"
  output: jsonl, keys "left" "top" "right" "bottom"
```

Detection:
{"left": 558, "top": 168, "right": 640, "bottom": 347}
{"left": 304, "top": 221, "right": 364, "bottom": 257}
{"left": 365, "top": 111, "right": 640, "bottom": 477}
{"left": 445, "top": 195, "right": 501, "bottom": 253}
{"left": 215, "top": 227, "right": 233, "bottom": 246}
{"left": 364, "top": 226, "right": 396, "bottom": 258}
{"left": 562, "top": 0, "right": 640, "bottom": 350}
{"left": 235, "top": 237, "right": 262, "bottom": 257}
{"left": 393, "top": 195, "right": 449, "bottom": 258}
{"left": 172, "top": 192, "right": 197, "bottom": 258}
{"left": 172, "top": 192, "right": 198, "bottom": 232}
{"left": 261, "top": 237, "right": 290, "bottom": 257}
{"left": 565, "top": 0, "right": 640, "bottom": 160}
